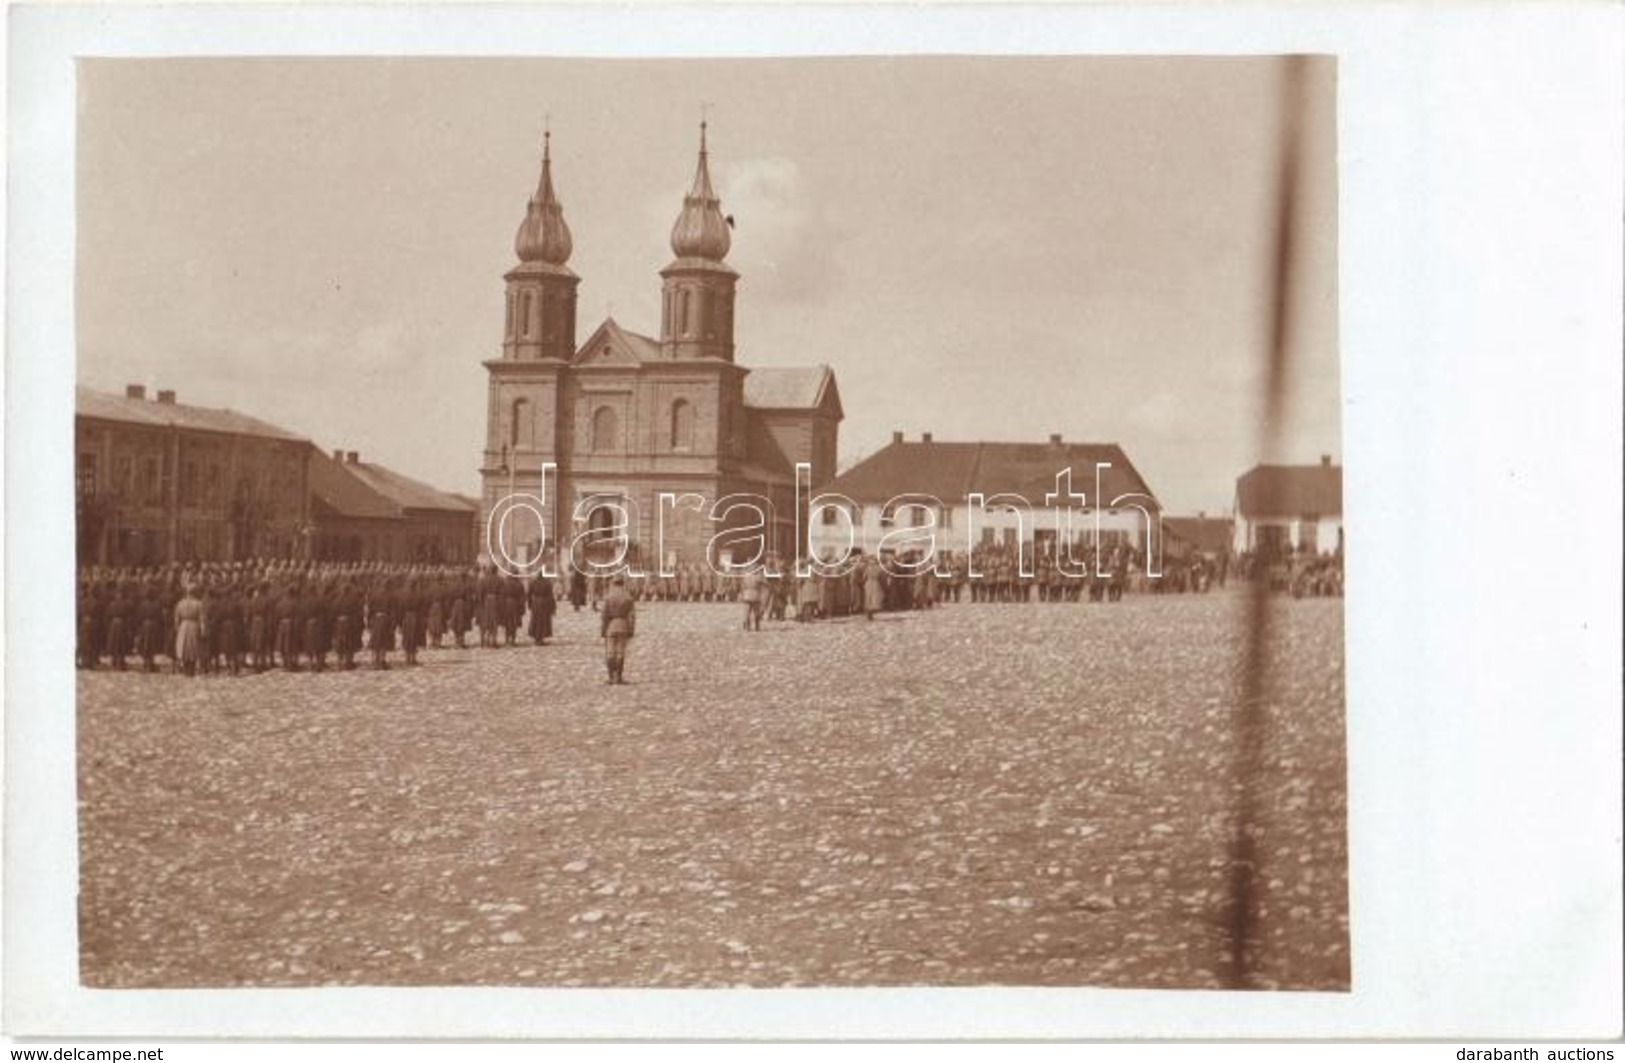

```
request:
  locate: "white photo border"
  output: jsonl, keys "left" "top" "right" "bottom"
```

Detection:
{"left": 5, "top": 2, "right": 1622, "bottom": 1040}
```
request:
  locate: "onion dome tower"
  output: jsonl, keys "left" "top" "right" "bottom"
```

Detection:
{"left": 503, "top": 129, "right": 578, "bottom": 362}
{"left": 659, "top": 121, "right": 738, "bottom": 362}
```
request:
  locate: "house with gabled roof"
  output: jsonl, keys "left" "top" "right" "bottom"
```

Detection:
{"left": 1233, "top": 455, "right": 1343, "bottom": 557}
{"left": 808, "top": 430, "right": 1161, "bottom": 565}
{"left": 308, "top": 448, "right": 477, "bottom": 564}
{"left": 477, "top": 124, "right": 842, "bottom": 568}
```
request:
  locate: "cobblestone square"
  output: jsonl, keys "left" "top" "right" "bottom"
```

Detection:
{"left": 78, "top": 592, "right": 1348, "bottom": 989}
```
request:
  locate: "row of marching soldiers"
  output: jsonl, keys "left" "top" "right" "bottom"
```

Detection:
{"left": 76, "top": 560, "right": 563, "bottom": 677}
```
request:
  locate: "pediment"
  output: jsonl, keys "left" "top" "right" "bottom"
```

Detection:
{"left": 573, "top": 318, "right": 655, "bottom": 367}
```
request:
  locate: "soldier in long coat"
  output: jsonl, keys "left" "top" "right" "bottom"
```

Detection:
{"left": 216, "top": 583, "right": 244, "bottom": 676}
{"left": 135, "top": 585, "right": 164, "bottom": 673}
{"left": 527, "top": 574, "right": 556, "bottom": 645}
{"left": 245, "top": 583, "right": 269, "bottom": 672}
{"left": 847, "top": 555, "right": 867, "bottom": 617}
{"left": 104, "top": 583, "right": 131, "bottom": 671}
{"left": 504, "top": 574, "right": 526, "bottom": 647}
{"left": 77, "top": 581, "right": 102, "bottom": 670}
{"left": 400, "top": 579, "right": 422, "bottom": 666}
{"left": 863, "top": 556, "right": 886, "bottom": 618}
{"left": 161, "top": 576, "right": 182, "bottom": 668}
{"left": 368, "top": 581, "right": 395, "bottom": 670}
{"left": 599, "top": 575, "right": 635, "bottom": 684}
{"left": 332, "top": 579, "right": 361, "bottom": 670}
{"left": 740, "top": 567, "right": 765, "bottom": 631}
{"left": 274, "top": 584, "right": 300, "bottom": 671}
{"left": 173, "top": 584, "right": 205, "bottom": 678}
{"left": 478, "top": 568, "right": 502, "bottom": 648}
{"left": 449, "top": 573, "right": 472, "bottom": 649}
{"left": 297, "top": 583, "right": 322, "bottom": 673}
{"left": 425, "top": 580, "right": 446, "bottom": 648}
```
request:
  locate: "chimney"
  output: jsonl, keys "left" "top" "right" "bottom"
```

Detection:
{"left": 331, "top": 449, "right": 344, "bottom": 462}
{"left": 1320, "top": 454, "right": 1332, "bottom": 467}
{"left": 125, "top": 384, "right": 146, "bottom": 400}
{"left": 156, "top": 389, "right": 176, "bottom": 405}
{"left": 346, "top": 451, "right": 360, "bottom": 465}
{"left": 891, "top": 430, "right": 904, "bottom": 445}
{"left": 1049, "top": 432, "right": 1063, "bottom": 445}
{"left": 921, "top": 431, "right": 933, "bottom": 444}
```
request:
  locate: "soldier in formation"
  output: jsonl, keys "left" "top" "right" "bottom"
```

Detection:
{"left": 74, "top": 557, "right": 568, "bottom": 677}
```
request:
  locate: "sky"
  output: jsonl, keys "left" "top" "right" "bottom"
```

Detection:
{"left": 77, "top": 56, "right": 1338, "bottom": 515}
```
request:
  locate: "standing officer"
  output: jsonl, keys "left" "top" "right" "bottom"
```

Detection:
{"left": 600, "top": 575, "right": 635, "bottom": 685}
{"left": 568, "top": 563, "right": 588, "bottom": 612}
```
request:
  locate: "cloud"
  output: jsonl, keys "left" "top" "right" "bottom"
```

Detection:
{"left": 713, "top": 156, "right": 844, "bottom": 303}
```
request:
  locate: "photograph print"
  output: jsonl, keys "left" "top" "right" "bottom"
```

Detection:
{"left": 71, "top": 55, "right": 1346, "bottom": 991}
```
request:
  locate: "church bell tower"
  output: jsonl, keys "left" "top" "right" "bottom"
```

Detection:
{"left": 504, "top": 130, "right": 578, "bottom": 363}
{"left": 481, "top": 128, "right": 577, "bottom": 565}
{"left": 659, "top": 121, "right": 738, "bottom": 363}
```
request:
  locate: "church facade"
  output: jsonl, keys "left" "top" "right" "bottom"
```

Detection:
{"left": 478, "top": 126, "right": 842, "bottom": 572}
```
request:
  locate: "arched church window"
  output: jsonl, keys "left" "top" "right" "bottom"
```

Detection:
{"left": 670, "top": 399, "right": 694, "bottom": 451}
{"left": 511, "top": 397, "right": 532, "bottom": 450}
{"left": 680, "top": 290, "right": 691, "bottom": 337}
{"left": 519, "top": 292, "right": 532, "bottom": 338}
{"left": 591, "top": 405, "right": 619, "bottom": 453}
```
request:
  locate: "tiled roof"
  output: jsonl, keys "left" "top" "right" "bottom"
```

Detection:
{"left": 310, "top": 447, "right": 477, "bottom": 519}
{"left": 571, "top": 321, "right": 842, "bottom": 418}
{"left": 744, "top": 366, "right": 838, "bottom": 413}
{"left": 1163, "top": 516, "right": 1235, "bottom": 552}
{"left": 346, "top": 462, "right": 477, "bottom": 514}
{"left": 76, "top": 386, "right": 307, "bottom": 442}
{"left": 1235, "top": 462, "right": 1342, "bottom": 517}
{"left": 825, "top": 439, "right": 1157, "bottom": 506}
{"left": 308, "top": 449, "right": 398, "bottom": 520}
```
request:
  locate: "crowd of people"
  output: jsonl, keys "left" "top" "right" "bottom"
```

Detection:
{"left": 75, "top": 542, "right": 1337, "bottom": 677}
{"left": 76, "top": 558, "right": 562, "bottom": 677}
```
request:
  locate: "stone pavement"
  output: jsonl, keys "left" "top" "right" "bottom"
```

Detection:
{"left": 77, "top": 591, "right": 1348, "bottom": 989}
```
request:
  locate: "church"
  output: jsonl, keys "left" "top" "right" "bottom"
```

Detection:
{"left": 478, "top": 125, "right": 842, "bottom": 572}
